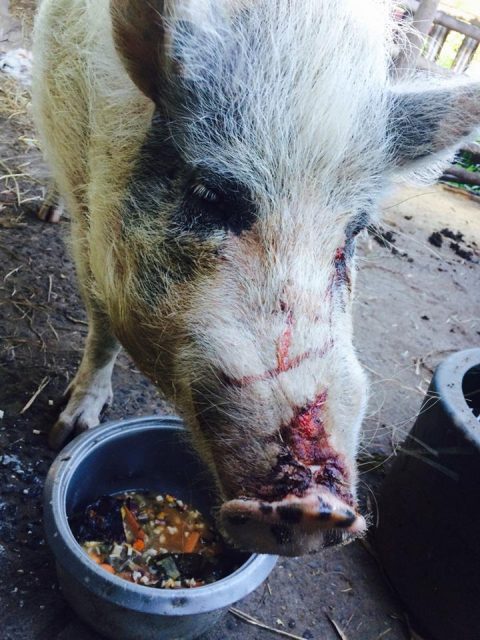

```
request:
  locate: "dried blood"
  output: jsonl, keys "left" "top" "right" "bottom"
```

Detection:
{"left": 282, "top": 391, "right": 329, "bottom": 466}
{"left": 281, "top": 392, "right": 352, "bottom": 503}
{"left": 241, "top": 451, "right": 312, "bottom": 502}
{"left": 334, "top": 246, "right": 351, "bottom": 291}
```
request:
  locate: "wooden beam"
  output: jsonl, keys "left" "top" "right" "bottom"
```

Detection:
{"left": 396, "top": 0, "right": 442, "bottom": 74}
{"left": 401, "top": 2, "right": 480, "bottom": 41}
{"left": 435, "top": 12, "right": 480, "bottom": 42}
{"left": 423, "top": 23, "right": 449, "bottom": 61}
{"left": 452, "top": 34, "right": 479, "bottom": 73}
{"left": 442, "top": 165, "right": 480, "bottom": 187}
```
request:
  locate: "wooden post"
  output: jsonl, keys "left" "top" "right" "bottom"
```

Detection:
{"left": 423, "top": 24, "right": 449, "bottom": 62}
{"left": 0, "top": 1, "right": 10, "bottom": 42}
{"left": 452, "top": 37, "right": 478, "bottom": 73}
{"left": 452, "top": 20, "right": 480, "bottom": 73}
{"left": 396, "top": 0, "right": 442, "bottom": 75}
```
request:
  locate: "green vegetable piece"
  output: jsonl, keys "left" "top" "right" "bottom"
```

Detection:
{"left": 157, "top": 556, "right": 180, "bottom": 580}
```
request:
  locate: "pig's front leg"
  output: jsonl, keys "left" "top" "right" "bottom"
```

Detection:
{"left": 49, "top": 305, "right": 120, "bottom": 449}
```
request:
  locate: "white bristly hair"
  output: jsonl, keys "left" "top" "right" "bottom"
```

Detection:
{"left": 165, "top": 0, "right": 393, "bottom": 214}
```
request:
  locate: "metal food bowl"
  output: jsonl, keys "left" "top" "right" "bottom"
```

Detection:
{"left": 376, "top": 348, "right": 480, "bottom": 640}
{"left": 43, "top": 416, "right": 277, "bottom": 640}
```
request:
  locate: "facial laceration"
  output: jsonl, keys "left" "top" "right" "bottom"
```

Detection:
{"left": 331, "top": 208, "right": 371, "bottom": 297}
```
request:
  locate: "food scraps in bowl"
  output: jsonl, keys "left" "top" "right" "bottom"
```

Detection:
{"left": 69, "top": 492, "right": 244, "bottom": 588}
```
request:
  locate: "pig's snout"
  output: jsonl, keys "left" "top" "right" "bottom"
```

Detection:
{"left": 219, "top": 487, "right": 366, "bottom": 556}
{"left": 196, "top": 388, "right": 367, "bottom": 555}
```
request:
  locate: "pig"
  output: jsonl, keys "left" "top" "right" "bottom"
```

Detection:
{"left": 32, "top": 0, "right": 480, "bottom": 555}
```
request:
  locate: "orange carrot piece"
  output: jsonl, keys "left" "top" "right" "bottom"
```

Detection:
{"left": 133, "top": 539, "right": 145, "bottom": 552}
{"left": 122, "top": 506, "right": 145, "bottom": 540}
{"left": 117, "top": 571, "right": 134, "bottom": 582}
{"left": 183, "top": 531, "right": 200, "bottom": 553}
{"left": 88, "top": 552, "right": 102, "bottom": 564}
{"left": 99, "top": 563, "right": 116, "bottom": 574}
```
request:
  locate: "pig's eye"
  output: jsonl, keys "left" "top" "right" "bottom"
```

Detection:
{"left": 190, "top": 182, "right": 220, "bottom": 203}
{"left": 183, "top": 175, "right": 257, "bottom": 235}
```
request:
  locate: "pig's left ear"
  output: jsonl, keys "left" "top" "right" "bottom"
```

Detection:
{"left": 110, "top": 0, "right": 176, "bottom": 103}
{"left": 388, "top": 82, "right": 480, "bottom": 171}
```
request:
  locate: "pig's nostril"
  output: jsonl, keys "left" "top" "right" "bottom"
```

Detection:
{"left": 277, "top": 505, "right": 303, "bottom": 524}
{"left": 227, "top": 514, "right": 250, "bottom": 526}
{"left": 334, "top": 510, "right": 357, "bottom": 528}
{"left": 259, "top": 503, "right": 273, "bottom": 515}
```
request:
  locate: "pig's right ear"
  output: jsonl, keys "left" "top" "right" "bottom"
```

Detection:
{"left": 110, "top": 0, "right": 175, "bottom": 103}
{"left": 388, "top": 82, "right": 480, "bottom": 173}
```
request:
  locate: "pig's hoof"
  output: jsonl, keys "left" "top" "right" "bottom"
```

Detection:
{"left": 37, "top": 201, "right": 64, "bottom": 223}
{"left": 49, "top": 383, "right": 113, "bottom": 450}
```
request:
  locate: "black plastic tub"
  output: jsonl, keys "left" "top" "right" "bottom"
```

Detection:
{"left": 44, "top": 416, "right": 277, "bottom": 640}
{"left": 376, "top": 348, "right": 480, "bottom": 640}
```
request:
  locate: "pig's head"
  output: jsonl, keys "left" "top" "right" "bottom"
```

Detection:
{"left": 110, "top": 0, "right": 480, "bottom": 555}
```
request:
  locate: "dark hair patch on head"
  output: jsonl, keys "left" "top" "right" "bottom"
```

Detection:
{"left": 124, "top": 110, "right": 258, "bottom": 237}
{"left": 122, "top": 110, "right": 183, "bottom": 231}
{"left": 119, "top": 115, "right": 222, "bottom": 306}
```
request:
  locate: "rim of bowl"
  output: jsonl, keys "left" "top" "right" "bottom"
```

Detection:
{"left": 44, "top": 415, "right": 278, "bottom": 616}
{"left": 434, "top": 348, "right": 480, "bottom": 445}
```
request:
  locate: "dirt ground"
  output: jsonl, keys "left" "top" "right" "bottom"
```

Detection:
{"left": 1, "top": 3, "right": 479, "bottom": 640}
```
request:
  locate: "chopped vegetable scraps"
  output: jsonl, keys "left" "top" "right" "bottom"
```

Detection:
{"left": 70, "top": 491, "right": 244, "bottom": 589}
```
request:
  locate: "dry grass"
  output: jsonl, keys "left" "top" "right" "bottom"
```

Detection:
{"left": 8, "top": 0, "right": 36, "bottom": 35}
{"left": 0, "top": 70, "right": 45, "bottom": 212}
{"left": 0, "top": 74, "right": 31, "bottom": 124}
